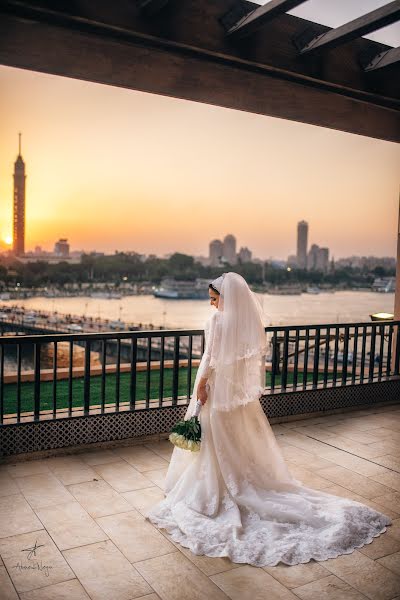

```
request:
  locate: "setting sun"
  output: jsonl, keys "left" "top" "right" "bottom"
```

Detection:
{"left": 3, "top": 235, "right": 12, "bottom": 246}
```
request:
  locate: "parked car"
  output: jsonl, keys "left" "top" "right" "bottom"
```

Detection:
{"left": 109, "top": 320, "right": 125, "bottom": 330}
{"left": 66, "top": 323, "right": 83, "bottom": 332}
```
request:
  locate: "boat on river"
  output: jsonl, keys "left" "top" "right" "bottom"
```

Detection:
{"left": 153, "top": 278, "right": 209, "bottom": 300}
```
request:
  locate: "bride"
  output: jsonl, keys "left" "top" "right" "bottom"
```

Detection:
{"left": 146, "top": 272, "right": 391, "bottom": 567}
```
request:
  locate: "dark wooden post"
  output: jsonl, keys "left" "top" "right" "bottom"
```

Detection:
{"left": 393, "top": 195, "right": 400, "bottom": 374}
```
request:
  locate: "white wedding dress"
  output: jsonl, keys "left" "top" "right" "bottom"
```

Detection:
{"left": 146, "top": 310, "right": 392, "bottom": 567}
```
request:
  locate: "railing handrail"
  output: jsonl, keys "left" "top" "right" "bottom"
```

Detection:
{"left": 0, "top": 327, "right": 205, "bottom": 345}
{"left": 1, "top": 317, "right": 399, "bottom": 426}
{"left": 0, "top": 319, "right": 399, "bottom": 345}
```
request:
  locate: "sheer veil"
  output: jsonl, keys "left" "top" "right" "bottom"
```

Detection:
{"left": 211, "top": 272, "right": 267, "bottom": 411}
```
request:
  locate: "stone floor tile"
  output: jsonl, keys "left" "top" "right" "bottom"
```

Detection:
{"left": 96, "top": 510, "right": 175, "bottom": 563}
{"left": 371, "top": 472, "right": 400, "bottom": 493}
{"left": 122, "top": 486, "right": 165, "bottom": 515}
{"left": 46, "top": 456, "right": 98, "bottom": 486}
{"left": 0, "top": 565, "right": 19, "bottom": 599}
{"left": 387, "top": 519, "right": 400, "bottom": 541}
{"left": 292, "top": 573, "right": 367, "bottom": 600}
{"left": 278, "top": 432, "right": 329, "bottom": 456}
{"left": 316, "top": 465, "right": 391, "bottom": 498}
{"left": 67, "top": 480, "right": 132, "bottom": 518}
{"left": 6, "top": 461, "right": 51, "bottom": 478}
{"left": 367, "top": 440, "right": 400, "bottom": 457}
{"left": 359, "top": 531, "right": 400, "bottom": 560}
{"left": 76, "top": 449, "right": 121, "bottom": 466}
{"left": 372, "top": 492, "right": 400, "bottom": 515}
{"left": 378, "top": 551, "right": 400, "bottom": 576}
{"left": 15, "top": 473, "right": 73, "bottom": 509}
{"left": 63, "top": 540, "right": 152, "bottom": 600}
{"left": 280, "top": 445, "right": 333, "bottom": 470}
{"left": 35, "top": 502, "right": 108, "bottom": 551}
{"left": 327, "top": 427, "right": 383, "bottom": 444}
{"left": 373, "top": 455, "right": 400, "bottom": 472}
{"left": 135, "top": 551, "right": 228, "bottom": 600}
{"left": 0, "top": 471, "right": 19, "bottom": 497}
{"left": 0, "top": 529, "right": 74, "bottom": 593}
{"left": 319, "top": 436, "right": 389, "bottom": 459}
{"left": 18, "top": 578, "right": 91, "bottom": 599}
{"left": 142, "top": 468, "right": 168, "bottom": 489}
{"left": 322, "top": 484, "right": 399, "bottom": 519}
{"left": 368, "top": 428, "right": 400, "bottom": 441}
{"left": 263, "top": 560, "right": 331, "bottom": 589}
{"left": 0, "top": 494, "right": 43, "bottom": 539}
{"left": 318, "top": 452, "right": 390, "bottom": 477}
{"left": 144, "top": 440, "right": 173, "bottom": 462}
{"left": 323, "top": 549, "right": 400, "bottom": 600}
{"left": 93, "top": 461, "right": 151, "bottom": 493}
{"left": 287, "top": 465, "right": 333, "bottom": 490}
{"left": 113, "top": 446, "right": 168, "bottom": 472}
{"left": 210, "top": 564, "right": 298, "bottom": 599}
{"left": 176, "top": 545, "right": 239, "bottom": 576}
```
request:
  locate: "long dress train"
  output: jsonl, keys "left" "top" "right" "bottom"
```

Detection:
{"left": 145, "top": 313, "right": 392, "bottom": 567}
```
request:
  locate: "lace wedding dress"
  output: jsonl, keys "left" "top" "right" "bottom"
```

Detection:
{"left": 146, "top": 294, "right": 392, "bottom": 567}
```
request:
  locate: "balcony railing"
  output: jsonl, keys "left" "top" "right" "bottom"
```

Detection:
{"left": 1, "top": 320, "right": 399, "bottom": 425}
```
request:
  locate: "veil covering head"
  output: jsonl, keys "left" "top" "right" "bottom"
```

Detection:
{"left": 210, "top": 272, "right": 267, "bottom": 412}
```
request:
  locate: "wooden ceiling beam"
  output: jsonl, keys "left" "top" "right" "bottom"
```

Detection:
{"left": 0, "top": 0, "right": 398, "bottom": 142}
{"left": 300, "top": 1, "right": 400, "bottom": 54}
{"left": 136, "top": 0, "right": 169, "bottom": 17}
{"left": 365, "top": 46, "right": 400, "bottom": 71}
{"left": 226, "top": 0, "right": 307, "bottom": 39}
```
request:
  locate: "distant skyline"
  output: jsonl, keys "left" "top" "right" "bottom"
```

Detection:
{"left": 0, "top": 60, "right": 399, "bottom": 260}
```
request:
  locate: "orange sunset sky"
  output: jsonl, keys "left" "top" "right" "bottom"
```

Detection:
{"left": 0, "top": 1, "right": 399, "bottom": 262}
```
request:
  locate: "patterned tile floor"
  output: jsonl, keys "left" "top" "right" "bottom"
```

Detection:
{"left": 1, "top": 404, "right": 400, "bottom": 599}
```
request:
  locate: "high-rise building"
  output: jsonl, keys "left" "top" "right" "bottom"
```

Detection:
{"left": 238, "top": 246, "right": 252, "bottom": 263}
{"left": 13, "top": 133, "right": 26, "bottom": 256}
{"left": 54, "top": 238, "right": 70, "bottom": 257}
{"left": 209, "top": 239, "right": 223, "bottom": 266}
{"left": 307, "top": 244, "right": 329, "bottom": 273}
{"left": 223, "top": 234, "right": 237, "bottom": 265}
{"left": 296, "top": 220, "right": 308, "bottom": 269}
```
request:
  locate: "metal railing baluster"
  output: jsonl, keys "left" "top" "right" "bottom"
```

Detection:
{"left": 146, "top": 337, "right": 151, "bottom": 409}
{"left": 33, "top": 343, "right": 41, "bottom": 421}
{"left": 172, "top": 335, "right": 180, "bottom": 405}
{"left": 303, "top": 328, "right": 310, "bottom": 390}
{"left": 128, "top": 337, "right": 137, "bottom": 410}
{"left": 52, "top": 341, "right": 57, "bottom": 419}
{"left": 187, "top": 335, "right": 193, "bottom": 400}
{"left": 158, "top": 336, "right": 164, "bottom": 408}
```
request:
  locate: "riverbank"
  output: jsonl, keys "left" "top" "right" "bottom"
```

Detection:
{"left": 2, "top": 290, "right": 395, "bottom": 329}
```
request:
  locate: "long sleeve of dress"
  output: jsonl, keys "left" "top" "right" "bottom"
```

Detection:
{"left": 200, "top": 311, "right": 222, "bottom": 379}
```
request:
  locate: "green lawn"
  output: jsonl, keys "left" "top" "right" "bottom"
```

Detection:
{"left": 3, "top": 368, "right": 337, "bottom": 415}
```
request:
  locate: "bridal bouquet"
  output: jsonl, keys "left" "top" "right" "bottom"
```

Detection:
{"left": 169, "top": 399, "right": 202, "bottom": 452}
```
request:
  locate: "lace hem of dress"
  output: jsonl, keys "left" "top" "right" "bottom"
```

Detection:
{"left": 145, "top": 500, "right": 391, "bottom": 568}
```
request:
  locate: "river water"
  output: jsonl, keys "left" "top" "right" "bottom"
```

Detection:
{"left": 7, "top": 291, "right": 395, "bottom": 329}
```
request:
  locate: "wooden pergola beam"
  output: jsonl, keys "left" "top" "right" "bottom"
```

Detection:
{"left": 365, "top": 46, "right": 400, "bottom": 72}
{"left": 136, "top": 0, "right": 169, "bottom": 17}
{"left": 301, "top": 1, "right": 400, "bottom": 54}
{"left": 0, "top": 0, "right": 398, "bottom": 142}
{"left": 227, "top": 0, "right": 307, "bottom": 38}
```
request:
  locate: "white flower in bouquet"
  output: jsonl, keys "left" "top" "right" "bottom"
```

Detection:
{"left": 169, "top": 400, "right": 202, "bottom": 452}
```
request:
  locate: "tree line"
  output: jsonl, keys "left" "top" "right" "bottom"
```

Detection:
{"left": 0, "top": 252, "right": 395, "bottom": 288}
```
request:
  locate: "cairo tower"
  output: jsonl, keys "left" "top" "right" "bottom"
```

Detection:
{"left": 13, "top": 133, "right": 26, "bottom": 256}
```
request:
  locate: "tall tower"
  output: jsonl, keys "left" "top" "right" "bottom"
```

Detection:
{"left": 209, "top": 239, "right": 223, "bottom": 267}
{"left": 13, "top": 133, "right": 26, "bottom": 256}
{"left": 296, "top": 220, "right": 308, "bottom": 269}
{"left": 223, "top": 234, "right": 237, "bottom": 265}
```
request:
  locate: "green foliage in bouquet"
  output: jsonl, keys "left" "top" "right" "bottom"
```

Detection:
{"left": 169, "top": 416, "right": 202, "bottom": 452}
